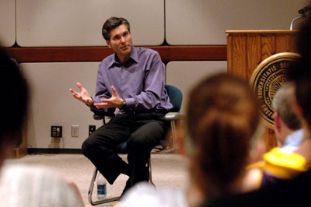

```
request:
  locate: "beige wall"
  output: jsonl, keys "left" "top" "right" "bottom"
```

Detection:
{"left": 166, "top": 0, "right": 306, "bottom": 44}
{"left": 0, "top": 0, "right": 305, "bottom": 46}
{"left": 0, "top": 0, "right": 15, "bottom": 47}
{"left": 15, "top": 0, "right": 165, "bottom": 46}
{"left": 0, "top": 0, "right": 307, "bottom": 148}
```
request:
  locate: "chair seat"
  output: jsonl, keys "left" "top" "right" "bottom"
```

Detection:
{"left": 116, "top": 142, "right": 128, "bottom": 154}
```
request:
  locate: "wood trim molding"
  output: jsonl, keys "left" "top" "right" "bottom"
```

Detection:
{"left": 7, "top": 45, "right": 227, "bottom": 63}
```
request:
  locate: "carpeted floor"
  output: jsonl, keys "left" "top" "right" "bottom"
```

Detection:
{"left": 18, "top": 153, "right": 189, "bottom": 207}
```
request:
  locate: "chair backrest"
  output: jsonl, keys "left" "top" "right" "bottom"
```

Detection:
{"left": 165, "top": 84, "right": 183, "bottom": 112}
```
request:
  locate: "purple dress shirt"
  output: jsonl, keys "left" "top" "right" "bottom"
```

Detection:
{"left": 94, "top": 47, "right": 173, "bottom": 114}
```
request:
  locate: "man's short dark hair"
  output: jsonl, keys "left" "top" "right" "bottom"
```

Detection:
{"left": 102, "top": 17, "right": 130, "bottom": 40}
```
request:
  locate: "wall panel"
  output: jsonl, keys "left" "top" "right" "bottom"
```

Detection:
{"left": 16, "top": 0, "right": 164, "bottom": 46}
{"left": 166, "top": 0, "right": 306, "bottom": 45}
{"left": 0, "top": 0, "right": 15, "bottom": 46}
{"left": 22, "top": 62, "right": 102, "bottom": 148}
{"left": 166, "top": 61, "right": 227, "bottom": 113}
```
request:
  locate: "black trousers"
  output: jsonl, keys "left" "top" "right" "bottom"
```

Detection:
{"left": 82, "top": 113, "right": 169, "bottom": 186}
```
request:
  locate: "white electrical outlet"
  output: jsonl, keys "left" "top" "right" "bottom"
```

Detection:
{"left": 71, "top": 125, "right": 79, "bottom": 137}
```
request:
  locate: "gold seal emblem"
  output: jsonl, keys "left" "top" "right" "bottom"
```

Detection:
{"left": 250, "top": 52, "right": 300, "bottom": 128}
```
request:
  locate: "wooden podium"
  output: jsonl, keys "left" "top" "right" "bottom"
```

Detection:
{"left": 226, "top": 30, "right": 297, "bottom": 150}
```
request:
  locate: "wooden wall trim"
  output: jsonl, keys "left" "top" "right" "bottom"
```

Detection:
{"left": 7, "top": 45, "right": 227, "bottom": 63}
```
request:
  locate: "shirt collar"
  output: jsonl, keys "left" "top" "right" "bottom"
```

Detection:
{"left": 108, "top": 47, "right": 138, "bottom": 68}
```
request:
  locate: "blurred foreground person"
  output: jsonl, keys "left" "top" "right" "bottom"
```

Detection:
{"left": 0, "top": 46, "right": 85, "bottom": 207}
{"left": 117, "top": 73, "right": 260, "bottom": 207}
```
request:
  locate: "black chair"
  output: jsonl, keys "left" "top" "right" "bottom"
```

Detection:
{"left": 88, "top": 84, "right": 183, "bottom": 205}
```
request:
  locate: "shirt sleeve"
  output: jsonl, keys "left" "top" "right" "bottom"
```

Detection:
{"left": 94, "top": 61, "right": 111, "bottom": 103}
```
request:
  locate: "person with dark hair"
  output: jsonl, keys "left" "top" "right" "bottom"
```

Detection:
{"left": 204, "top": 3, "right": 311, "bottom": 206}
{"left": 115, "top": 73, "right": 260, "bottom": 207}
{"left": 69, "top": 16, "right": 172, "bottom": 194}
{"left": 102, "top": 17, "right": 130, "bottom": 41}
{"left": 0, "top": 46, "right": 85, "bottom": 207}
{"left": 0, "top": 47, "right": 29, "bottom": 167}
{"left": 185, "top": 73, "right": 260, "bottom": 200}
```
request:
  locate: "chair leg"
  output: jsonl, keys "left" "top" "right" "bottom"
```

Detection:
{"left": 170, "top": 121, "right": 177, "bottom": 150}
{"left": 88, "top": 156, "right": 154, "bottom": 205}
{"left": 148, "top": 157, "right": 154, "bottom": 185}
{"left": 88, "top": 168, "right": 120, "bottom": 205}
{"left": 163, "top": 120, "right": 177, "bottom": 153}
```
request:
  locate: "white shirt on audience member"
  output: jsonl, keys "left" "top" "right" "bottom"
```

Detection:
{"left": 0, "top": 160, "right": 84, "bottom": 207}
{"left": 282, "top": 129, "right": 304, "bottom": 152}
{"left": 118, "top": 182, "right": 188, "bottom": 207}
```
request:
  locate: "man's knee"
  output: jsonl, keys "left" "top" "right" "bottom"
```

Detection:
{"left": 81, "top": 138, "right": 94, "bottom": 157}
{"left": 127, "top": 134, "right": 158, "bottom": 153}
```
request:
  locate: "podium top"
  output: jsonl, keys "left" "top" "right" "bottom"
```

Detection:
{"left": 226, "top": 30, "right": 297, "bottom": 34}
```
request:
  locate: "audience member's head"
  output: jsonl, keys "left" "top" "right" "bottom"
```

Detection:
{"left": 186, "top": 73, "right": 260, "bottom": 197}
{"left": 0, "top": 46, "right": 29, "bottom": 164}
{"left": 272, "top": 82, "right": 301, "bottom": 145}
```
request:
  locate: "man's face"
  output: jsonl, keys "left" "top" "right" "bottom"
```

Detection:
{"left": 106, "top": 24, "right": 133, "bottom": 61}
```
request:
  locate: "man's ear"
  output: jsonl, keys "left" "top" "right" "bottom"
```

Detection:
{"left": 292, "top": 96, "right": 303, "bottom": 118}
{"left": 274, "top": 112, "right": 281, "bottom": 130}
{"left": 106, "top": 40, "right": 111, "bottom": 48}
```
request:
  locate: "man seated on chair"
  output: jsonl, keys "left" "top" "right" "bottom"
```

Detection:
{"left": 69, "top": 16, "right": 173, "bottom": 195}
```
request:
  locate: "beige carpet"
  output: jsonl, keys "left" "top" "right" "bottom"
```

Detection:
{"left": 18, "top": 153, "right": 189, "bottom": 207}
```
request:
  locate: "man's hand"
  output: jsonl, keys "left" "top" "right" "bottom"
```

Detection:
{"left": 69, "top": 82, "right": 93, "bottom": 106}
{"left": 94, "top": 85, "right": 125, "bottom": 109}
